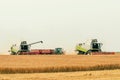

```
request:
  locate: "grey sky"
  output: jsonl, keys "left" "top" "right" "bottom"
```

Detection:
{"left": 0, "top": 0, "right": 120, "bottom": 53}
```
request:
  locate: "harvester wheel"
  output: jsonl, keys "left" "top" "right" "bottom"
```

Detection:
{"left": 86, "top": 50, "right": 92, "bottom": 55}
{"left": 17, "top": 52, "right": 20, "bottom": 55}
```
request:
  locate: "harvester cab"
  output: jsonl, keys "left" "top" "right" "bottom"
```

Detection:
{"left": 20, "top": 41, "right": 30, "bottom": 52}
{"left": 90, "top": 39, "right": 102, "bottom": 52}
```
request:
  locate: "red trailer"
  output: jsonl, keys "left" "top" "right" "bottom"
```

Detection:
{"left": 19, "top": 49, "right": 55, "bottom": 55}
{"left": 91, "top": 52, "right": 115, "bottom": 55}
{"left": 31, "top": 49, "right": 55, "bottom": 55}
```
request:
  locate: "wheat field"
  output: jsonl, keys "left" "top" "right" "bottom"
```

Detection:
{"left": 0, "top": 69, "right": 120, "bottom": 80}
{"left": 0, "top": 54, "right": 120, "bottom": 73}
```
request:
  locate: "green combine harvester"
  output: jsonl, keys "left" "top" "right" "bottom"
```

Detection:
{"left": 76, "top": 39, "right": 103, "bottom": 55}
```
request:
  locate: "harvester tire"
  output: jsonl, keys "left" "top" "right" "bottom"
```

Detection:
{"left": 86, "top": 50, "right": 92, "bottom": 55}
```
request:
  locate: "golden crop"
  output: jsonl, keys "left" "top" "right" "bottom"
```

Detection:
{"left": 0, "top": 55, "right": 120, "bottom": 73}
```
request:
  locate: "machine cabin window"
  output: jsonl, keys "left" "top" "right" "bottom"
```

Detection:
{"left": 21, "top": 45, "right": 28, "bottom": 50}
{"left": 92, "top": 43, "right": 99, "bottom": 49}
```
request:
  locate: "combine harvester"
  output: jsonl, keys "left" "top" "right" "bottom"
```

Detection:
{"left": 10, "top": 41, "right": 64, "bottom": 55}
{"left": 75, "top": 39, "right": 115, "bottom": 55}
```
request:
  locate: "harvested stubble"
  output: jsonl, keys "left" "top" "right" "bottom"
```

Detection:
{"left": 0, "top": 55, "right": 120, "bottom": 73}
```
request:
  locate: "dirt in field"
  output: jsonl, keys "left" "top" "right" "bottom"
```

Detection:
{"left": 0, "top": 70, "right": 120, "bottom": 80}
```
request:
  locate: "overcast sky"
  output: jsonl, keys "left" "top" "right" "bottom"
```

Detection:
{"left": 0, "top": 0, "right": 120, "bottom": 53}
